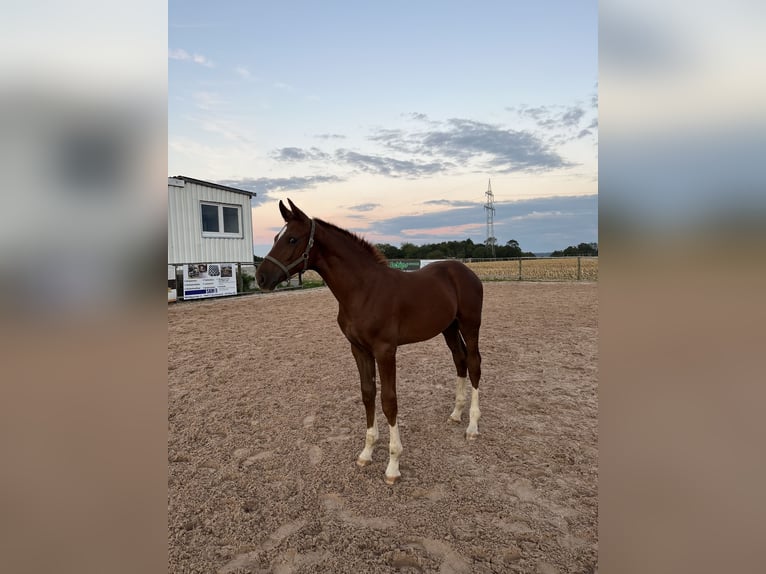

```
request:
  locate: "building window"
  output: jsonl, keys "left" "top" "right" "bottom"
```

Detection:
{"left": 201, "top": 202, "right": 242, "bottom": 238}
{"left": 223, "top": 206, "right": 240, "bottom": 233}
{"left": 201, "top": 204, "right": 220, "bottom": 232}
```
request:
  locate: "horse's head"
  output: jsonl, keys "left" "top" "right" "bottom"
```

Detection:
{"left": 256, "top": 199, "right": 316, "bottom": 291}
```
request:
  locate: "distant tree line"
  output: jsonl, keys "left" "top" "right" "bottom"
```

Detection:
{"left": 255, "top": 239, "right": 598, "bottom": 262}
{"left": 374, "top": 238, "right": 536, "bottom": 260}
{"left": 550, "top": 242, "right": 598, "bottom": 257}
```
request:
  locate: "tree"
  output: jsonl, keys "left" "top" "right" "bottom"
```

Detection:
{"left": 472, "top": 245, "right": 488, "bottom": 259}
{"left": 500, "top": 239, "right": 522, "bottom": 258}
{"left": 375, "top": 243, "right": 402, "bottom": 259}
{"left": 400, "top": 242, "right": 419, "bottom": 259}
{"left": 373, "top": 237, "right": 537, "bottom": 260}
{"left": 551, "top": 242, "right": 598, "bottom": 257}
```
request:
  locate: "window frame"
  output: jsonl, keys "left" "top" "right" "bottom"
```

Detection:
{"left": 200, "top": 201, "right": 243, "bottom": 238}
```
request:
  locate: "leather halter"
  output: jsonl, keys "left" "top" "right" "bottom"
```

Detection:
{"left": 263, "top": 218, "right": 316, "bottom": 284}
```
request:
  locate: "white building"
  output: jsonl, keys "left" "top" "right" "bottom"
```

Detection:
{"left": 168, "top": 176, "right": 256, "bottom": 300}
{"left": 168, "top": 176, "right": 255, "bottom": 265}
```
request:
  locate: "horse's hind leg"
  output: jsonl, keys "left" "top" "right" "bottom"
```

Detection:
{"left": 351, "top": 343, "right": 378, "bottom": 467}
{"left": 376, "top": 346, "right": 402, "bottom": 484}
{"left": 460, "top": 321, "right": 482, "bottom": 440}
{"left": 442, "top": 320, "right": 469, "bottom": 423}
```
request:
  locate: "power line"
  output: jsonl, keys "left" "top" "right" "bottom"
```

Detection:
{"left": 484, "top": 178, "right": 496, "bottom": 257}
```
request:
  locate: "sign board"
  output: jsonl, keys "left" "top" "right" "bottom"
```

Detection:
{"left": 419, "top": 259, "right": 447, "bottom": 268}
{"left": 388, "top": 259, "right": 421, "bottom": 271}
{"left": 183, "top": 263, "right": 237, "bottom": 299}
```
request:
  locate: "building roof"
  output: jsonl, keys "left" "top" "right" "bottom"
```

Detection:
{"left": 170, "top": 175, "right": 257, "bottom": 197}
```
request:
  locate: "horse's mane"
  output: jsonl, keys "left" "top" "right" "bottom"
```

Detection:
{"left": 315, "top": 218, "right": 388, "bottom": 266}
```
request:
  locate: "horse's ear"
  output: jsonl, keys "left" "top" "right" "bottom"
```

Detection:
{"left": 279, "top": 199, "right": 293, "bottom": 222}
{"left": 287, "top": 198, "right": 309, "bottom": 222}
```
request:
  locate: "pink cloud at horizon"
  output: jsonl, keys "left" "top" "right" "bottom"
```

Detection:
{"left": 400, "top": 223, "right": 485, "bottom": 238}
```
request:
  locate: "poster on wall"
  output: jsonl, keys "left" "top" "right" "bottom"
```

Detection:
{"left": 183, "top": 263, "right": 237, "bottom": 299}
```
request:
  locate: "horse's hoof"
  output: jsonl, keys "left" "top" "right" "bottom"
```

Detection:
{"left": 466, "top": 431, "right": 479, "bottom": 440}
{"left": 448, "top": 415, "right": 462, "bottom": 423}
{"left": 356, "top": 457, "right": 371, "bottom": 467}
{"left": 384, "top": 474, "right": 401, "bottom": 485}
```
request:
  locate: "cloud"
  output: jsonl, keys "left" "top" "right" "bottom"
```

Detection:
{"left": 515, "top": 104, "right": 587, "bottom": 130}
{"left": 515, "top": 106, "right": 548, "bottom": 121}
{"left": 367, "top": 194, "right": 597, "bottom": 252}
{"left": 509, "top": 210, "right": 572, "bottom": 221}
{"left": 192, "top": 91, "right": 225, "bottom": 111}
{"left": 367, "top": 118, "right": 571, "bottom": 173}
{"left": 401, "top": 222, "right": 486, "bottom": 238}
{"left": 427, "top": 118, "right": 573, "bottom": 172}
{"left": 217, "top": 175, "right": 344, "bottom": 201}
{"left": 422, "top": 199, "right": 478, "bottom": 208}
{"left": 368, "top": 208, "right": 485, "bottom": 244}
{"left": 234, "top": 66, "right": 253, "bottom": 80}
{"left": 192, "top": 116, "right": 253, "bottom": 144}
{"left": 272, "top": 147, "right": 330, "bottom": 162}
{"left": 575, "top": 117, "right": 598, "bottom": 140}
{"left": 273, "top": 81, "right": 294, "bottom": 91}
{"left": 367, "top": 128, "right": 412, "bottom": 153}
{"left": 315, "top": 133, "right": 346, "bottom": 140}
{"left": 561, "top": 106, "right": 586, "bottom": 127}
{"left": 335, "top": 149, "right": 446, "bottom": 178}
{"left": 347, "top": 203, "right": 380, "bottom": 212}
{"left": 269, "top": 108, "right": 591, "bottom": 181}
{"left": 168, "top": 48, "right": 214, "bottom": 67}
{"left": 271, "top": 145, "right": 445, "bottom": 177}
{"left": 251, "top": 193, "right": 598, "bottom": 255}
{"left": 403, "top": 112, "right": 438, "bottom": 125}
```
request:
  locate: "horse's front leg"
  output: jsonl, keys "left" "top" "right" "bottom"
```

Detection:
{"left": 351, "top": 343, "right": 378, "bottom": 466}
{"left": 376, "top": 346, "right": 402, "bottom": 484}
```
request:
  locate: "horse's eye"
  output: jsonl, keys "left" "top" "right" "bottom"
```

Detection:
{"left": 288, "top": 237, "right": 298, "bottom": 245}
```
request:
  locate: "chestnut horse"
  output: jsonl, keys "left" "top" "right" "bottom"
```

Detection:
{"left": 256, "top": 199, "right": 483, "bottom": 484}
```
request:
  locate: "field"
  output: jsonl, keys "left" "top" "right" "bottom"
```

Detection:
{"left": 464, "top": 258, "right": 598, "bottom": 282}
{"left": 168, "top": 281, "right": 598, "bottom": 573}
{"left": 294, "top": 257, "right": 598, "bottom": 285}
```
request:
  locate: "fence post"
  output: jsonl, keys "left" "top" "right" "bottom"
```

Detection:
{"left": 176, "top": 264, "right": 184, "bottom": 300}
{"left": 518, "top": 258, "right": 522, "bottom": 280}
{"left": 577, "top": 257, "right": 582, "bottom": 281}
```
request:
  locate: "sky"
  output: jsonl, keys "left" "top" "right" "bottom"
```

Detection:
{"left": 169, "top": 1, "right": 598, "bottom": 256}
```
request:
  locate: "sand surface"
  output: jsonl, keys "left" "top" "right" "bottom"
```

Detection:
{"left": 168, "top": 282, "right": 598, "bottom": 573}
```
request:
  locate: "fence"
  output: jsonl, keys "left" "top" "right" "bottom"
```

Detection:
{"left": 461, "top": 256, "right": 598, "bottom": 282}
{"left": 298, "top": 256, "right": 597, "bottom": 283}
{"left": 169, "top": 257, "right": 598, "bottom": 301}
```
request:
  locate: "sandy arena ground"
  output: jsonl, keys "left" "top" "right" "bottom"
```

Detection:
{"left": 168, "top": 281, "right": 598, "bottom": 573}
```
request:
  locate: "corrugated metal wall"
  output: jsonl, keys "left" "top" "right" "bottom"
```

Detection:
{"left": 168, "top": 179, "right": 254, "bottom": 264}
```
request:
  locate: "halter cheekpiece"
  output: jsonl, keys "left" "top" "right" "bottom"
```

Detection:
{"left": 263, "top": 218, "right": 316, "bottom": 284}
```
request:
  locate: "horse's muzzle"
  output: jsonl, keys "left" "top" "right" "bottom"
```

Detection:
{"left": 255, "top": 267, "right": 276, "bottom": 291}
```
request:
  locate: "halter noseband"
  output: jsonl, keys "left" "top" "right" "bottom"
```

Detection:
{"left": 263, "top": 218, "right": 316, "bottom": 284}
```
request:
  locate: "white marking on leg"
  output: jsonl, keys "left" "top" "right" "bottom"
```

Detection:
{"left": 384, "top": 423, "right": 403, "bottom": 484}
{"left": 449, "top": 376, "right": 468, "bottom": 422}
{"left": 466, "top": 387, "right": 480, "bottom": 439}
{"left": 357, "top": 414, "right": 379, "bottom": 466}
